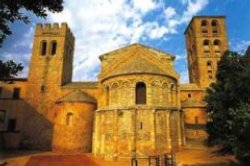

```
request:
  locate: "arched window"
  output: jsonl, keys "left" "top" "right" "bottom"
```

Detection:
{"left": 66, "top": 112, "right": 73, "bottom": 126}
{"left": 51, "top": 41, "right": 57, "bottom": 55}
{"left": 201, "top": 20, "right": 208, "bottom": 33}
{"left": 207, "top": 61, "right": 213, "bottom": 79}
{"left": 40, "top": 41, "right": 47, "bottom": 55}
{"left": 110, "top": 82, "right": 118, "bottom": 106}
{"left": 203, "top": 40, "right": 210, "bottom": 53}
{"left": 136, "top": 82, "right": 146, "bottom": 104}
{"left": 211, "top": 20, "right": 219, "bottom": 34}
{"left": 213, "top": 40, "right": 221, "bottom": 52}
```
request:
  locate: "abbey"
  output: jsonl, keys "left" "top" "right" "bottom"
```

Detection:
{"left": 0, "top": 16, "right": 228, "bottom": 160}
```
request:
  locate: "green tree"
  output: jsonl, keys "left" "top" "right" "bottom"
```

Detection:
{"left": 205, "top": 51, "right": 250, "bottom": 165}
{"left": 0, "top": 0, "right": 64, "bottom": 79}
{"left": 0, "top": 60, "right": 23, "bottom": 79}
{"left": 0, "top": 0, "right": 64, "bottom": 47}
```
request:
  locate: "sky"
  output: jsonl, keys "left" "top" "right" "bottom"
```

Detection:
{"left": 0, "top": 0, "right": 250, "bottom": 83}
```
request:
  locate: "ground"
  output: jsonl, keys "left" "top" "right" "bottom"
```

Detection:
{"left": 0, "top": 149, "right": 237, "bottom": 166}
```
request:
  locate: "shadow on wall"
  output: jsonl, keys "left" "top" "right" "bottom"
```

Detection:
{"left": 0, "top": 87, "right": 53, "bottom": 152}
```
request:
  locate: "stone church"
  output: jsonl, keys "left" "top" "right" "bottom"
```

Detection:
{"left": 0, "top": 16, "right": 228, "bottom": 160}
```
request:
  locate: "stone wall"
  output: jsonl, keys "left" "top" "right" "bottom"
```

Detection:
{"left": 93, "top": 108, "right": 183, "bottom": 160}
{"left": 52, "top": 102, "right": 96, "bottom": 153}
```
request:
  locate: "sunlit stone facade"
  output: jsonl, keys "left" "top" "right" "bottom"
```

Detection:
{"left": 0, "top": 16, "right": 229, "bottom": 160}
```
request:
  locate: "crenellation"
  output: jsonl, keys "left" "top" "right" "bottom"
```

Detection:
{"left": 34, "top": 23, "right": 75, "bottom": 39}
{"left": 53, "top": 23, "right": 59, "bottom": 29}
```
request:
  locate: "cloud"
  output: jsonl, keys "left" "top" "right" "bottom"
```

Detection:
{"left": 48, "top": 0, "right": 185, "bottom": 81}
{"left": 1, "top": 0, "right": 209, "bottom": 81}
{"left": 166, "top": 0, "right": 208, "bottom": 31}
{"left": 231, "top": 40, "right": 250, "bottom": 54}
{"left": 180, "top": 70, "right": 189, "bottom": 83}
{"left": 164, "top": 7, "right": 176, "bottom": 19}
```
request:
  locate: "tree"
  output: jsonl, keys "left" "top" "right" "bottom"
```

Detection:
{"left": 205, "top": 51, "right": 250, "bottom": 165}
{"left": 0, "top": 0, "right": 64, "bottom": 47}
{"left": 0, "top": 60, "right": 23, "bottom": 80}
{"left": 0, "top": 0, "right": 64, "bottom": 79}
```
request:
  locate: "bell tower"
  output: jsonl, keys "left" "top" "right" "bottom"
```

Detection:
{"left": 26, "top": 23, "right": 75, "bottom": 115}
{"left": 185, "top": 16, "right": 228, "bottom": 88}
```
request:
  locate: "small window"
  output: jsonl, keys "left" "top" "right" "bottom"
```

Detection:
{"left": 13, "top": 88, "right": 20, "bottom": 99}
{"left": 0, "top": 110, "right": 6, "bottom": 123}
{"left": 140, "top": 122, "right": 143, "bottom": 130}
{"left": 188, "top": 93, "right": 192, "bottom": 98}
{"left": 40, "top": 41, "right": 47, "bottom": 55}
{"left": 201, "top": 20, "right": 208, "bottom": 33}
{"left": 203, "top": 40, "right": 210, "bottom": 52}
{"left": 7, "top": 119, "right": 16, "bottom": 131}
{"left": 211, "top": 20, "right": 219, "bottom": 34}
{"left": 214, "top": 40, "right": 221, "bottom": 52}
{"left": 66, "top": 113, "right": 73, "bottom": 126}
{"left": 136, "top": 82, "right": 146, "bottom": 104}
{"left": 201, "top": 20, "right": 208, "bottom": 26}
{"left": 51, "top": 41, "right": 57, "bottom": 55}
{"left": 41, "top": 85, "right": 46, "bottom": 92}
{"left": 208, "top": 74, "right": 213, "bottom": 79}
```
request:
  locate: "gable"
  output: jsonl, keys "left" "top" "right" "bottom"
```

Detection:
{"left": 98, "top": 43, "right": 179, "bottom": 80}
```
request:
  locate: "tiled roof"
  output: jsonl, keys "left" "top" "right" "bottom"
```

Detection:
{"left": 61, "top": 82, "right": 98, "bottom": 89}
{"left": 56, "top": 90, "right": 97, "bottom": 104}
{"left": 105, "top": 56, "right": 168, "bottom": 78}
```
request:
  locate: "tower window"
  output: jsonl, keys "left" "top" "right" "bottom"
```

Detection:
{"left": 207, "top": 62, "right": 213, "bottom": 79}
{"left": 51, "top": 41, "right": 57, "bottom": 55}
{"left": 7, "top": 119, "right": 16, "bottom": 131}
{"left": 40, "top": 41, "right": 47, "bottom": 55}
{"left": 211, "top": 20, "right": 219, "bottom": 34}
{"left": 213, "top": 40, "right": 221, "bottom": 52}
{"left": 66, "top": 113, "right": 73, "bottom": 126}
{"left": 201, "top": 20, "right": 208, "bottom": 33}
{"left": 13, "top": 88, "right": 20, "bottom": 99}
{"left": 203, "top": 40, "right": 210, "bottom": 52}
{"left": 136, "top": 82, "right": 146, "bottom": 104}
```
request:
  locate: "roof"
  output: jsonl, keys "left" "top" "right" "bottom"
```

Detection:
{"left": 99, "top": 43, "right": 175, "bottom": 61}
{"left": 61, "top": 82, "right": 98, "bottom": 89}
{"left": 104, "top": 56, "right": 169, "bottom": 78}
{"left": 180, "top": 83, "right": 204, "bottom": 91}
{"left": 184, "top": 15, "right": 226, "bottom": 34}
{"left": 0, "top": 78, "right": 28, "bottom": 82}
{"left": 181, "top": 98, "right": 206, "bottom": 108}
{"left": 99, "top": 43, "right": 179, "bottom": 81}
{"left": 56, "top": 90, "right": 97, "bottom": 104}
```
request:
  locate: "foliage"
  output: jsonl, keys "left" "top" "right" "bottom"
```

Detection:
{"left": 205, "top": 51, "right": 250, "bottom": 165}
{"left": 0, "top": 0, "right": 64, "bottom": 47}
{"left": 0, "top": 60, "right": 23, "bottom": 79}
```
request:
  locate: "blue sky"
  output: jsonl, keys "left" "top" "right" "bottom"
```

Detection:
{"left": 0, "top": 0, "right": 250, "bottom": 83}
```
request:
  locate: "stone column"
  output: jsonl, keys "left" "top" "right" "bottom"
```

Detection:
{"left": 152, "top": 109, "right": 156, "bottom": 155}
{"left": 113, "top": 110, "right": 119, "bottom": 160}
{"left": 166, "top": 111, "right": 171, "bottom": 151}
{"left": 92, "top": 110, "right": 99, "bottom": 155}
{"left": 100, "top": 112, "right": 105, "bottom": 156}
{"left": 180, "top": 111, "right": 186, "bottom": 146}
{"left": 177, "top": 111, "right": 183, "bottom": 147}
